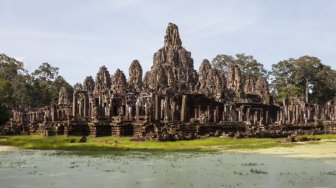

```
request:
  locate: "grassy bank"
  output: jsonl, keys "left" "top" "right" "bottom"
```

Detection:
{"left": 1, "top": 135, "right": 336, "bottom": 154}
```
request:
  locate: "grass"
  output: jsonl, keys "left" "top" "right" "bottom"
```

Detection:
{"left": 1, "top": 134, "right": 336, "bottom": 155}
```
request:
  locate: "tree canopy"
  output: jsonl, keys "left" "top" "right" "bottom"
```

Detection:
{"left": 270, "top": 55, "right": 336, "bottom": 104}
{"left": 0, "top": 54, "right": 73, "bottom": 125}
{"left": 212, "top": 53, "right": 267, "bottom": 81}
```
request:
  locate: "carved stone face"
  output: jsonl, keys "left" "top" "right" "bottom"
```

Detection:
{"left": 168, "top": 73, "right": 174, "bottom": 87}
{"left": 167, "top": 48, "right": 175, "bottom": 62}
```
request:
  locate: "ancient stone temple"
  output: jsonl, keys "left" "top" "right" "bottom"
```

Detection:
{"left": 146, "top": 23, "right": 198, "bottom": 95}
{"left": 5, "top": 23, "right": 336, "bottom": 139}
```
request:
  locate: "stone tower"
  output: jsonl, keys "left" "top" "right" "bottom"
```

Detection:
{"left": 227, "top": 63, "right": 242, "bottom": 96}
{"left": 111, "top": 69, "right": 127, "bottom": 94}
{"left": 147, "top": 23, "right": 198, "bottom": 94}
{"left": 128, "top": 60, "right": 143, "bottom": 93}
{"left": 94, "top": 66, "right": 111, "bottom": 93}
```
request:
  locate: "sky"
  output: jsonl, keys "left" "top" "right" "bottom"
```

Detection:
{"left": 1, "top": 0, "right": 336, "bottom": 85}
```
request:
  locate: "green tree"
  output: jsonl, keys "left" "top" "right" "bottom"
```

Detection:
{"left": 235, "top": 53, "right": 267, "bottom": 80}
{"left": 0, "top": 79, "right": 12, "bottom": 125}
{"left": 32, "top": 62, "right": 59, "bottom": 81}
{"left": 270, "top": 55, "right": 336, "bottom": 104}
{"left": 310, "top": 64, "right": 336, "bottom": 104}
{"left": 269, "top": 58, "right": 300, "bottom": 102}
{"left": 11, "top": 74, "right": 32, "bottom": 108}
{"left": 211, "top": 53, "right": 267, "bottom": 81}
{"left": 294, "top": 56, "right": 322, "bottom": 103}
{"left": 73, "top": 82, "right": 83, "bottom": 91}
{"left": 211, "top": 54, "right": 235, "bottom": 74}
{"left": 0, "top": 54, "right": 25, "bottom": 80}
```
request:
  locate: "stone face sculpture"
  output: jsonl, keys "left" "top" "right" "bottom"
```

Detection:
{"left": 58, "top": 86, "right": 70, "bottom": 105}
{"left": 94, "top": 66, "right": 111, "bottom": 93}
{"left": 128, "top": 60, "right": 143, "bottom": 93}
{"left": 227, "top": 63, "right": 242, "bottom": 96}
{"left": 196, "top": 59, "right": 225, "bottom": 99}
{"left": 111, "top": 69, "right": 127, "bottom": 94}
{"left": 83, "top": 76, "right": 95, "bottom": 94}
{"left": 164, "top": 23, "right": 182, "bottom": 49}
{"left": 256, "top": 76, "right": 270, "bottom": 102}
{"left": 148, "top": 23, "right": 197, "bottom": 94}
{"left": 142, "top": 71, "right": 151, "bottom": 92}
{"left": 244, "top": 78, "right": 255, "bottom": 95}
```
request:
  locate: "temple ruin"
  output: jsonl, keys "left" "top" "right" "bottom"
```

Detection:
{"left": 4, "top": 23, "right": 336, "bottom": 140}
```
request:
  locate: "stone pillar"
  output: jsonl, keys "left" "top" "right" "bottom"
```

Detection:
{"left": 79, "top": 99, "right": 82, "bottom": 117}
{"left": 321, "top": 107, "right": 325, "bottom": 120}
{"left": 215, "top": 106, "right": 219, "bottom": 123}
{"left": 232, "top": 109, "right": 236, "bottom": 121}
{"left": 295, "top": 105, "right": 299, "bottom": 124}
{"left": 254, "top": 111, "right": 258, "bottom": 124}
{"left": 155, "top": 95, "right": 160, "bottom": 121}
{"left": 291, "top": 107, "right": 295, "bottom": 124}
{"left": 246, "top": 108, "right": 250, "bottom": 123}
{"left": 181, "top": 95, "right": 187, "bottom": 122}
{"left": 84, "top": 96, "right": 87, "bottom": 117}
{"left": 265, "top": 109, "right": 269, "bottom": 124}
{"left": 222, "top": 106, "right": 226, "bottom": 121}
{"left": 172, "top": 101, "right": 176, "bottom": 121}
{"left": 51, "top": 105, "right": 55, "bottom": 122}
{"left": 135, "top": 104, "right": 139, "bottom": 121}
{"left": 72, "top": 92, "right": 77, "bottom": 116}
{"left": 125, "top": 103, "right": 129, "bottom": 120}
{"left": 307, "top": 109, "right": 311, "bottom": 121}
{"left": 164, "top": 96, "right": 169, "bottom": 121}
{"left": 207, "top": 105, "right": 211, "bottom": 122}
{"left": 238, "top": 108, "right": 243, "bottom": 121}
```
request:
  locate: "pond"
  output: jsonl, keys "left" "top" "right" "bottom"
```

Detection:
{"left": 0, "top": 146, "right": 336, "bottom": 188}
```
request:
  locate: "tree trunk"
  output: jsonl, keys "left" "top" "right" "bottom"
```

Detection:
{"left": 305, "top": 78, "right": 309, "bottom": 103}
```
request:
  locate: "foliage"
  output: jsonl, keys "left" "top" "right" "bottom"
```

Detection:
{"left": 270, "top": 55, "right": 336, "bottom": 104}
{"left": 32, "top": 62, "right": 59, "bottom": 81}
{"left": 211, "top": 54, "right": 235, "bottom": 75}
{"left": 235, "top": 53, "right": 267, "bottom": 80}
{"left": 0, "top": 54, "right": 73, "bottom": 124}
{"left": 73, "top": 82, "right": 83, "bottom": 91}
{"left": 211, "top": 53, "right": 267, "bottom": 81}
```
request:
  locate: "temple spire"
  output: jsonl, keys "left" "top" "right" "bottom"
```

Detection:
{"left": 164, "top": 23, "right": 182, "bottom": 48}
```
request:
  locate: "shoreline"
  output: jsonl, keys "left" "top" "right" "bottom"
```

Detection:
{"left": 1, "top": 135, "right": 336, "bottom": 158}
{"left": 232, "top": 139, "right": 336, "bottom": 158}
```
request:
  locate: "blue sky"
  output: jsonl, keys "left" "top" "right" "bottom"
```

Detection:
{"left": 1, "top": 0, "right": 335, "bottom": 85}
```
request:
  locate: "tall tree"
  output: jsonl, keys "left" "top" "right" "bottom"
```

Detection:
{"left": 235, "top": 53, "right": 267, "bottom": 80}
{"left": 11, "top": 74, "right": 32, "bottom": 108}
{"left": 270, "top": 55, "right": 336, "bottom": 104}
{"left": 0, "top": 54, "right": 25, "bottom": 80}
{"left": 310, "top": 64, "right": 336, "bottom": 104}
{"left": 211, "top": 54, "right": 235, "bottom": 74}
{"left": 269, "top": 58, "right": 300, "bottom": 102}
{"left": 294, "top": 56, "right": 322, "bottom": 103}
{"left": 211, "top": 53, "right": 267, "bottom": 83}
{"left": 32, "top": 62, "right": 59, "bottom": 81}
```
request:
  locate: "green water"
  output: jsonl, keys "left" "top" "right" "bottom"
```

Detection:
{"left": 0, "top": 147, "right": 335, "bottom": 188}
